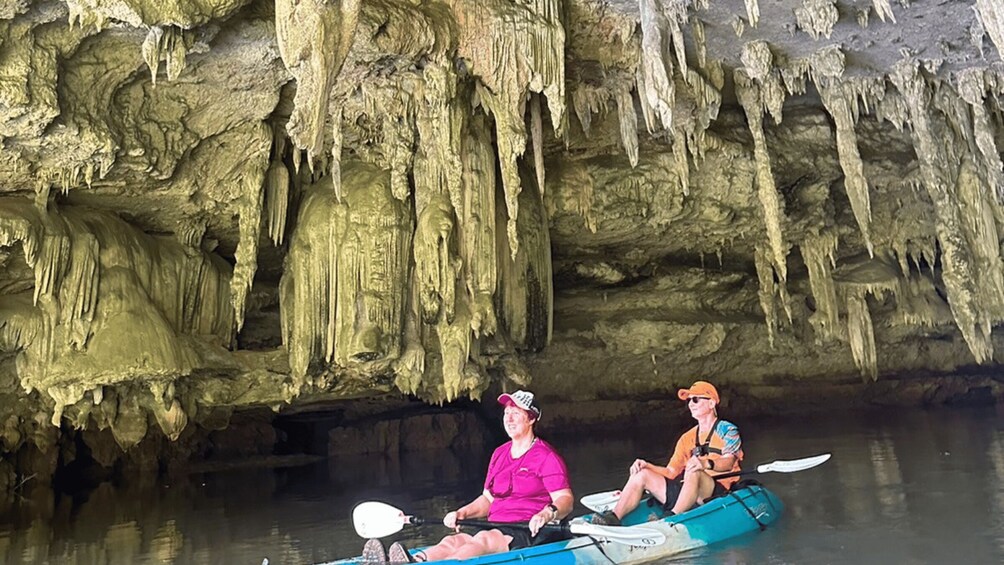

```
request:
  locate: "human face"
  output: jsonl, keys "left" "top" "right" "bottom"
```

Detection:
{"left": 687, "top": 396, "right": 715, "bottom": 417}
{"left": 502, "top": 404, "right": 534, "bottom": 439}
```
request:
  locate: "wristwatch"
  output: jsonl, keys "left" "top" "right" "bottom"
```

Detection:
{"left": 547, "top": 503, "right": 559, "bottom": 520}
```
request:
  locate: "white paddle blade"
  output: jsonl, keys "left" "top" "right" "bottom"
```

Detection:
{"left": 757, "top": 453, "right": 831, "bottom": 474}
{"left": 568, "top": 523, "right": 665, "bottom": 546}
{"left": 580, "top": 490, "right": 621, "bottom": 513}
{"left": 352, "top": 501, "right": 408, "bottom": 538}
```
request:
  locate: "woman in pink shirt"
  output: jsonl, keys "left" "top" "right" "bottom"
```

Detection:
{"left": 364, "top": 390, "right": 574, "bottom": 563}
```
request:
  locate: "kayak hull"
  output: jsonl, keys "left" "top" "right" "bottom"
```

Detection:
{"left": 325, "top": 484, "right": 783, "bottom": 565}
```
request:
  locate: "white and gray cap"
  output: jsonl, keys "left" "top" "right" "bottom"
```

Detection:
{"left": 497, "top": 390, "right": 542, "bottom": 420}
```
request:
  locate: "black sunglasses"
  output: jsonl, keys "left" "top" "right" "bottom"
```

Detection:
{"left": 689, "top": 396, "right": 710, "bottom": 404}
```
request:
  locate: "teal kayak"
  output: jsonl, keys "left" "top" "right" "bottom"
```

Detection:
{"left": 325, "top": 484, "right": 783, "bottom": 565}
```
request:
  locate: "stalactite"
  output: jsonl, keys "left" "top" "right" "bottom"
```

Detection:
{"left": 639, "top": 0, "right": 675, "bottom": 132}
{"left": 795, "top": 0, "right": 839, "bottom": 40}
{"left": 141, "top": 26, "right": 165, "bottom": 85}
{"left": 140, "top": 26, "right": 188, "bottom": 85}
{"left": 394, "top": 275, "right": 425, "bottom": 395}
{"left": 889, "top": 60, "right": 992, "bottom": 363}
{"left": 833, "top": 255, "right": 902, "bottom": 380}
{"left": 454, "top": 0, "right": 565, "bottom": 258}
{"left": 230, "top": 124, "right": 270, "bottom": 332}
{"left": 734, "top": 70, "right": 789, "bottom": 284}
{"left": 437, "top": 296, "right": 474, "bottom": 402}
{"left": 662, "top": 0, "right": 689, "bottom": 79}
{"left": 280, "top": 163, "right": 411, "bottom": 382}
{"left": 693, "top": 18, "right": 707, "bottom": 70}
{"left": 975, "top": 0, "right": 1004, "bottom": 62}
{"left": 818, "top": 78, "right": 874, "bottom": 255}
{"left": 753, "top": 244, "right": 777, "bottom": 347}
{"left": 955, "top": 158, "right": 1004, "bottom": 322}
{"left": 497, "top": 183, "right": 553, "bottom": 351}
{"left": 957, "top": 69, "right": 1004, "bottom": 200}
{"left": 740, "top": 41, "right": 785, "bottom": 123}
{"left": 801, "top": 232, "right": 840, "bottom": 342}
{"left": 615, "top": 87, "right": 640, "bottom": 168}
{"left": 531, "top": 94, "right": 546, "bottom": 195}
{"left": 672, "top": 129, "right": 689, "bottom": 196}
{"left": 744, "top": 0, "right": 760, "bottom": 28}
{"left": 845, "top": 291, "right": 878, "bottom": 381}
{"left": 275, "top": 0, "right": 361, "bottom": 166}
{"left": 872, "top": 0, "right": 896, "bottom": 23}
{"left": 459, "top": 112, "right": 499, "bottom": 338}
{"left": 265, "top": 160, "right": 290, "bottom": 246}
{"left": 331, "top": 105, "right": 344, "bottom": 202}
{"left": 58, "top": 218, "right": 99, "bottom": 350}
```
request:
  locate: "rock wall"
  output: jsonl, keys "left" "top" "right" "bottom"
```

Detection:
{"left": 0, "top": 0, "right": 1003, "bottom": 477}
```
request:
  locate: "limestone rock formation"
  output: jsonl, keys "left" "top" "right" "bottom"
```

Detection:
{"left": 1, "top": 0, "right": 1004, "bottom": 474}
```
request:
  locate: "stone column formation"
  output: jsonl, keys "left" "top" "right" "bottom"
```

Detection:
{"left": 0, "top": 0, "right": 1002, "bottom": 460}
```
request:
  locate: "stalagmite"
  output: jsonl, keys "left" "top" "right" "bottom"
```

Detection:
{"left": 275, "top": 0, "right": 361, "bottom": 165}
{"left": 975, "top": 0, "right": 1004, "bottom": 61}
{"left": 734, "top": 70, "right": 789, "bottom": 284}
{"left": 889, "top": 60, "right": 992, "bottom": 363}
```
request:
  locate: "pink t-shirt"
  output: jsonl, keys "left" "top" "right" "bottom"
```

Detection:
{"left": 484, "top": 439, "right": 570, "bottom": 523}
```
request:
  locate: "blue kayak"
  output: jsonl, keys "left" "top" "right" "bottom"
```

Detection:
{"left": 325, "top": 484, "right": 783, "bottom": 565}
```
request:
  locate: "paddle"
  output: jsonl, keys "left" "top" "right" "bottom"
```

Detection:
{"left": 580, "top": 453, "right": 832, "bottom": 512}
{"left": 352, "top": 501, "right": 665, "bottom": 546}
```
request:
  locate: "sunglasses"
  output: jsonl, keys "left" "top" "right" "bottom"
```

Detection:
{"left": 688, "top": 396, "right": 710, "bottom": 404}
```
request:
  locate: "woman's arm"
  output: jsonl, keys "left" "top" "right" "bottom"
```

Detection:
{"left": 529, "top": 488, "right": 573, "bottom": 536}
{"left": 444, "top": 491, "right": 493, "bottom": 529}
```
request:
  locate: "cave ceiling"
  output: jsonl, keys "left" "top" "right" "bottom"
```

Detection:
{"left": 1, "top": 0, "right": 1004, "bottom": 452}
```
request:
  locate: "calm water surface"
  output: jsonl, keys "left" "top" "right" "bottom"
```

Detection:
{"left": 1, "top": 405, "right": 1003, "bottom": 564}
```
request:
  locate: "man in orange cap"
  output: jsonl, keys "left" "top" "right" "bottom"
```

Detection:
{"left": 592, "top": 380, "right": 743, "bottom": 524}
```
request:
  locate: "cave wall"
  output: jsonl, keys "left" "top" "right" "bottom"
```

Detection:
{"left": 1, "top": 0, "right": 1004, "bottom": 474}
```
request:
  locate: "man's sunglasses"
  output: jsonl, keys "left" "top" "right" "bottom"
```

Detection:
{"left": 688, "top": 396, "right": 710, "bottom": 404}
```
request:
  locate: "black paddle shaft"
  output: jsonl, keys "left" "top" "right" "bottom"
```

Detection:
{"left": 404, "top": 515, "right": 565, "bottom": 534}
{"left": 458, "top": 519, "right": 568, "bottom": 535}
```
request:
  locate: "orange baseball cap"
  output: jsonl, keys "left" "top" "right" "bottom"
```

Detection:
{"left": 677, "top": 381, "right": 720, "bottom": 404}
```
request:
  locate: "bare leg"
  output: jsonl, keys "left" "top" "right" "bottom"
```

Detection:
{"left": 670, "top": 470, "right": 716, "bottom": 515}
{"left": 415, "top": 533, "right": 475, "bottom": 561}
{"left": 443, "top": 530, "right": 511, "bottom": 560}
{"left": 417, "top": 530, "right": 512, "bottom": 562}
{"left": 612, "top": 468, "right": 669, "bottom": 519}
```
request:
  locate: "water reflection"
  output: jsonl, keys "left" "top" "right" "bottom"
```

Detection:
{"left": 0, "top": 407, "right": 1002, "bottom": 564}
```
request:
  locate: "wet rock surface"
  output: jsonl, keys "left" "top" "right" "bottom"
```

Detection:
{"left": 1, "top": 0, "right": 1003, "bottom": 478}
